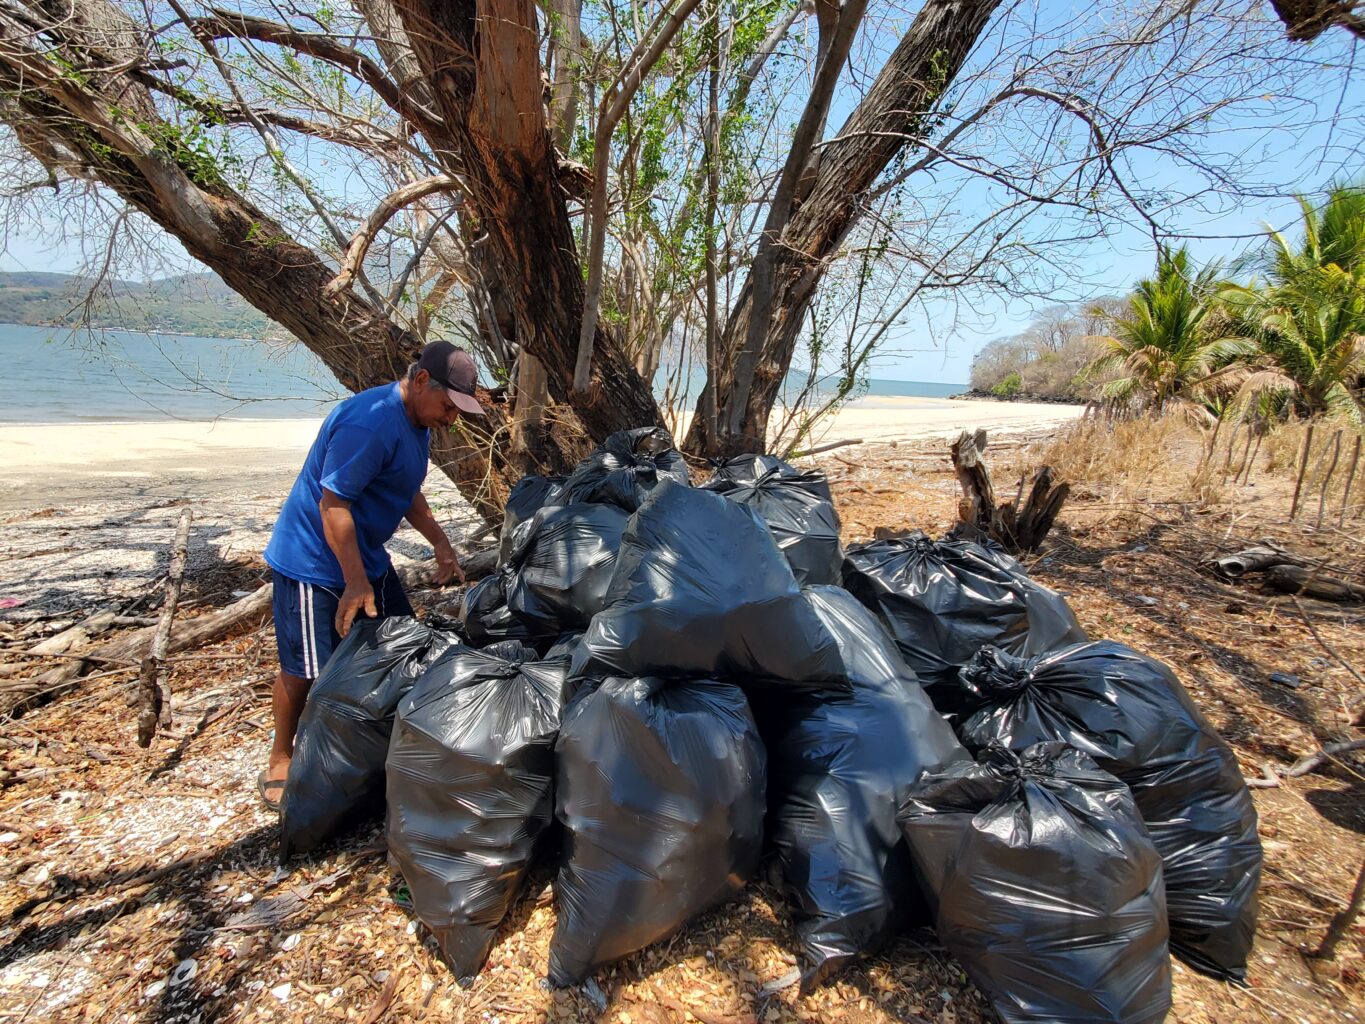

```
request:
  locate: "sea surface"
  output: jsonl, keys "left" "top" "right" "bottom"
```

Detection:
{"left": 0, "top": 322, "right": 965, "bottom": 423}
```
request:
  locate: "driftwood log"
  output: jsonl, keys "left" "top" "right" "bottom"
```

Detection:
{"left": 3, "top": 544, "right": 498, "bottom": 718}
{"left": 1265, "top": 565, "right": 1365, "bottom": 602}
{"left": 136, "top": 509, "right": 192, "bottom": 748}
{"left": 949, "top": 429, "right": 1069, "bottom": 553}
{"left": 1209, "top": 541, "right": 1365, "bottom": 603}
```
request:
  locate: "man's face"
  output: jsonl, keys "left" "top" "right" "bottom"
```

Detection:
{"left": 412, "top": 370, "right": 464, "bottom": 429}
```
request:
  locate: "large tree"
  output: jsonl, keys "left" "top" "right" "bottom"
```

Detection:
{"left": 0, "top": 0, "right": 1357, "bottom": 511}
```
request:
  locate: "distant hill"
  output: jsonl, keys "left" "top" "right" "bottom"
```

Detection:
{"left": 0, "top": 271, "right": 284, "bottom": 339}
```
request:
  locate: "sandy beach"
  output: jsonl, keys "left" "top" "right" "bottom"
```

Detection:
{"left": 0, "top": 396, "right": 1080, "bottom": 511}
{"left": 0, "top": 396, "right": 1081, "bottom": 617}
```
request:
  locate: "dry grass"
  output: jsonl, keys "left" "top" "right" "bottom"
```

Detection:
{"left": 988, "top": 416, "right": 1229, "bottom": 530}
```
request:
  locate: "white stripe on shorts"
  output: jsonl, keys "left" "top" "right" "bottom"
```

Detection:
{"left": 298, "top": 581, "right": 313, "bottom": 678}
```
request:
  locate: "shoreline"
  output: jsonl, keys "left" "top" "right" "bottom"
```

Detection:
{"left": 0, "top": 395, "right": 1084, "bottom": 512}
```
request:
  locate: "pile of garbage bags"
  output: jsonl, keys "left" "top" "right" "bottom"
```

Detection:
{"left": 281, "top": 427, "right": 1261, "bottom": 1016}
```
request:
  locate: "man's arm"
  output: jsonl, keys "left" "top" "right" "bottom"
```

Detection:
{"left": 406, "top": 491, "right": 465, "bottom": 585}
{"left": 319, "top": 489, "right": 376, "bottom": 637}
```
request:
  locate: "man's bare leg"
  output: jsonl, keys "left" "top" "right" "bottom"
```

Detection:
{"left": 267, "top": 669, "right": 311, "bottom": 787}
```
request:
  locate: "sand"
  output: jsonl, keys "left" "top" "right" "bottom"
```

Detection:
{"left": 0, "top": 397, "right": 1081, "bottom": 617}
{"left": 0, "top": 397, "right": 1081, "bottom": 511}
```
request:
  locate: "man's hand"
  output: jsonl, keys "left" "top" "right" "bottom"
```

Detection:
{"left": 431, "top": 539, "right": 465, "bottom": 586}
{"left": 336, "top": 580, "right": 377, "bottom": 637}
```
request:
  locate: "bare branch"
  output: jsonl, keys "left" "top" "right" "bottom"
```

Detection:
{"left": 188, "top": 6, "right": 445, "bottom": 137}
{"left": 573, "top": 0, "right": 705, "bottom": 392}
{"left": 325, "top": 174, "right": 463, "bottom": 297}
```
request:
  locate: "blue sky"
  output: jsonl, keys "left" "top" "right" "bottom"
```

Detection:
{"left": 2, "top": 0, "right": 1362, "bottom": 385}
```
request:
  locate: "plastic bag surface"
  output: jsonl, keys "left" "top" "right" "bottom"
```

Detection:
{"left": 548, "top": 676, "right": 766, "bottom": 985}
{"left": 386, "top": 640, "right": 568, "bottom": 982}
{"left": 900, "top": 743, "right": 1172, "bottom": 1024}
{"left": 459, "top": 573, "right": 537, "bottom": 647}
{"left": 701, "top": 455, "right": 842, "bottom": 586}
{"left": 756, "top": 586, "right": 967, "bottom": 989}
{"left": 280, "top": 616, "right": 453, "bottom": 860}
{"left": 499, "top": 474, "right": 565, "bottom": 563}
{"left": 503, "top": 503, "right": 628, "bottom": 635}
{"left": 956, "top": 641, "right": 1262, "bottom": 980}
{"left": 841, "top": 532, "right": 1087, "bottom": 713}
{"left": 569, "top": 481, "right": 847, "bottom": 686}
{"left": 558, "top": 427, "right": 690, "bottom": 511}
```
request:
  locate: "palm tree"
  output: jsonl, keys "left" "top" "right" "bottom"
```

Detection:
{"left": 1223, "top": 185, "right": 1365, "bottom": 420}
{"left": 1088, "top": 247, "right": 1254, "bottom": 417}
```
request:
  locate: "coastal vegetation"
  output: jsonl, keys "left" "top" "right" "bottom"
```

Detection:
{"left": 971, "top": 185, "right": 1365, "bottom": 431}
{"left": 0, "top": 272, "right": 281, "bottom": 340}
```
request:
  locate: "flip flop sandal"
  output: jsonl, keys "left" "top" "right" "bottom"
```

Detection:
{"left": 257, "top": 770, "right": 285, "bottom": 812}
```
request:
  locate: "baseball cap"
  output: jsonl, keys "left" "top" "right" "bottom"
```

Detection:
{"left": 417, "top": 340, "right": 484, "bottom": 416}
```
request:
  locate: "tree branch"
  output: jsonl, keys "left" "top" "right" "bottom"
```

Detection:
{"left": 325, "top": 175, "right": 464, "bottom": 297}
{"left": 573, "top": 0, "right": 705, "bottom": 392}
{"left": 189, "top": 6, "right": 445, "bottom": 137}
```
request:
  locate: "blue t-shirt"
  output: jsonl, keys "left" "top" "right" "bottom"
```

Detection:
{"left": 264, "top": 383, "right": 429, "bottom": 587}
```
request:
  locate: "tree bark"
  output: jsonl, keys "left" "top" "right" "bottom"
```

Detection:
{"left": 687, "top": 0, "right": 1004, "bottom": 456}
{"left": 392, "top": 0, "right": 664, "bottom": 440}
{"left": 0, "top": 0, "right": 517, "bottom": 518}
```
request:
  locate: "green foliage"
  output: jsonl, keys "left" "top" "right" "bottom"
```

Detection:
{"left": 991, "top": 371, "right": 1022, "bottom": 399}
{"left": 1088, "top": 247, "right": 1253, "bottom": 415}
{"left": 0, "top": 271, "right": 281, "bottom": 339}
{"left": 107, "top": 105, "right": 242, "bottom": 191}
{"left": 1222, "top": 184, "right": 1365, "bottom": 420}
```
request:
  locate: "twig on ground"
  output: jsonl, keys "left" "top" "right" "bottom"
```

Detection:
{"left": 1291, "top": 596, "right": 1365, "bottom": 693}
{"left": 1245, "top": 762, "right": 1282, "bottom": 789}
{"left": 794, "top": 438, "right": 864, "bottom": 457}
{"left": 1309, "top": 859, "right": 1365, "bottom": 960}
{"left": 1286, "top": 738, "right": 1365, "bottom": 778}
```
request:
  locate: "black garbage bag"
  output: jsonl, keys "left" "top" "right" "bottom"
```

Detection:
{"left": 280, "top": 616, "right": 454, "bottom": 861}
{"left": 543, "top": 631, "right": 583, "bottom": 663}
{"left": 956, "top": 641, "right": 1262, "bottom": 981}
{"left": 386, "top": 640, "right": 567, "bottom": 983}
{"left": 701, "top": 454, "right": 842, "bottom": 586}
{"left": 499, "top": 474, "right": 565, "bottom": 563}
{"left": 899, "top": 743, "right": 1172, "bottom": 1024}
{"left": 548, "top": 676, "right": 766, "bottom": 986}
{"left": 558, "top": 426, "right": 690, "bottom": 511}
{"left": 459, "top": 573, "right": 536, "bottom": 647}
{"left": 569, "top": 480, "right": 845, "bottom": 687}
{"left": 841, "top": 531, "right": 1087, "bottom": 715}
{"left": 502, "top": 503, "right": 629, "bottom": 635}
{"left": 755, "top": 586, "right": 967, "bottom": 990}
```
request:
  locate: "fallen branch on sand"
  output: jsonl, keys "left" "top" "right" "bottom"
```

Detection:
{"left": 1208, "top": 541, "right": 1365, "bottom": 603}
{"left": 137, "top": 509, "right": 191, "bottom": 747}
{"left": 2, "top": 545, "right": 497, "bottom": 718}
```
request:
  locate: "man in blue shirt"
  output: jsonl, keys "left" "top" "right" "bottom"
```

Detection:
{"left": 257, "top": 340, "right": 484, "bottom": 809}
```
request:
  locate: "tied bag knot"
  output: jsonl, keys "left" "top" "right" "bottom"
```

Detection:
{"left": 960, "top": 645, "right": 1034, "bottom": 700}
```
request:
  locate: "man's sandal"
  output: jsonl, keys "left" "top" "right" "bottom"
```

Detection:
{"left": 257, "top": 770, "right": 285, "bottom": 812}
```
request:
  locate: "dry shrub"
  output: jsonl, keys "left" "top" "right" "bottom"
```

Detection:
{"left": 1259, "top": 415, "right": 1363, "bottom": 495}
{"left": 1010, "top": 416, "right": 1227, "bottom": 517}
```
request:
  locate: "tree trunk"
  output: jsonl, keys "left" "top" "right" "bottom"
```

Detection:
{"left": 0, "top": 0, "right": 516, "bottom": 520}
{"left": 393, "top": 0, "right": 664, "bottom": 441}
{"left": 687, "top": 0, "right": 1004, "bottom": 456}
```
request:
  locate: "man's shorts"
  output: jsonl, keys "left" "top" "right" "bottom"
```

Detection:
{"left": 271, "top": 567, "right": 414, "bottom": 680}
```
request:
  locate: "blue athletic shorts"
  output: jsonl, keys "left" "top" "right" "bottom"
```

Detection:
{"left": 271, "top": 567, "right": 414, "bottom": 679}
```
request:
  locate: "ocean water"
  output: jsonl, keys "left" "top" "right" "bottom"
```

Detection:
{"left": 0, "top": 322, "right": 965, "bottom": 423}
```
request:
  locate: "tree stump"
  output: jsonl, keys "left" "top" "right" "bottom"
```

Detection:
{"left": 949, "top": 430, "right": 1069, "bottom": 553}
